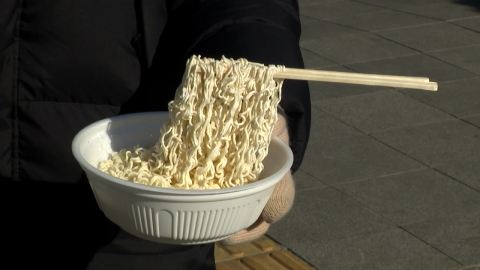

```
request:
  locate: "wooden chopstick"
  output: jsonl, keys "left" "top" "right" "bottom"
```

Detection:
{"left": 282, "top": 68, "right": 431, "bottom": 82}
{"left": 274, "top": 68, "right": 438, "bottom": 91}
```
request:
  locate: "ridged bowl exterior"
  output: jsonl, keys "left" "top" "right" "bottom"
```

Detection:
{"left": 73, "top": 112, "right": 293, "bottom": 245}
{"left": 87, "top": 176, "right": 274, "bottom": 244}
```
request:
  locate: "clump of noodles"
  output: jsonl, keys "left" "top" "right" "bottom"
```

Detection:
{"left": 98, "top": 55, "right": 285, "bottom": 189}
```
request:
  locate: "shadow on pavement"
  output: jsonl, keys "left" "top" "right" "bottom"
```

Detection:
{"left": 453, "top": 0, "right": 480, "bottom": 12}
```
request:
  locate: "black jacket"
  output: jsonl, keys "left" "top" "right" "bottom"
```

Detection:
{"left": 1, "top": 0, "right": 310, "bottom": 269}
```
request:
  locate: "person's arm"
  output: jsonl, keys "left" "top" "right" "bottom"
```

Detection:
{"left": 144, "top": 0, "right": 311, "bottom": 172}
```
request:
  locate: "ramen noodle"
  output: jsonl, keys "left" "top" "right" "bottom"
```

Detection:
{"left": 98, "top": 55, "right": 285, "bottom": 189}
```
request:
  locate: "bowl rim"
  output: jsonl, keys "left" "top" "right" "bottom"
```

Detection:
{"left": 72, "top": 112, "right": 294, "bottom": 196}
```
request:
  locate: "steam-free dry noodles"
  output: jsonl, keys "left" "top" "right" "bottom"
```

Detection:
{"left": 98, "top": 55, "right": 285, "bottom": 189}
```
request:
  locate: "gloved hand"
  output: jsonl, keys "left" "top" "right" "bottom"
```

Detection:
{"left": 220, "top": 109, "right": 295, "bottom": 246}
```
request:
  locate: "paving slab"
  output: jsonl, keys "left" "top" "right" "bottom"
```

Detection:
{"left": 371, "top": 119, "right": 480, "bottom": 167}
{"left": 267, "top": 187, "right": 395, "bottom": 247}
{"left": 355, "top": 0, "right": 457, "bottom": 10}
{"left": 326, "top": 10, "right": 439, "bottom": 32}
{"left": 428, "top": 45, "right": 480, "bottom": 75}
{"left": 336, "top": 169, "right": 480, "bottom": 225}
{"left": 293, "top": 168, "right": 327, "bottom": 192}
{"left": 307, "top": 66, "right": 390, "bottom": 101}
{"left": 299, "top": 0, "right": 387, "bottom": 20}
{"left": 309, "top": 106, "right": 363, "bottom": 142}
{"left": 313, "top": 89, "right": 454, "bottom": 133}
{"left": 300, "top": 19, "right": 362, "bottom": 45}
{"left": 404, "top": 212, "right": 480, "bottom": 266}
{"left": 299, "top": 15, "right": 318, "bottom": 24}
{"left": 396, "top": 1, "right": 480, "bottom": 21}
{"left": 346, "top": 54, "right": 477, "bottom": 83}
{"left": 300, "top": 134, "right": 426, "bottom": 185}
{"left": 400, "top": 77, "right": 480, "bottom": 118}
{"left": 451, "top": 16, "right": 480, "bottom": 32}
{"left": 298, "top": 0, "right": 340, "bottom": 7}
{"left": 462, "top": 115, "right": 480, "bottom": 128}
{"left": 376, "top": 22, "right": 480, "bottom": 53}
{"left": 451, "top": 264, "right": 480, "bottom": 270}
{"left": 300, "top": 49, "right": 337, "bottom": 69}
{"left": 272, "top": 227, "right": 462, "bottom": 270}
{"left": 435, "top": 156, "right": 480, "bottom": 192}
{"left": 302, "top": 33, "right": 418, "bottom": 65}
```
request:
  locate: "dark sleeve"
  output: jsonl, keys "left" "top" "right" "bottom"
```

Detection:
{"left": 86, "top": 230, "right": 215, "bottom": 270}
{"left": 146, "top": 0, "right": 311, "bottom": 172}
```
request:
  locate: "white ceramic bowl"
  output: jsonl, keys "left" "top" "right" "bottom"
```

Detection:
{"left": 72, "top": 112, "right": 293, "bottom": 245}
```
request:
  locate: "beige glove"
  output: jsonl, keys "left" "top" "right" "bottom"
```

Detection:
{"left": 220, "top": 110, "right": 295, "bottom": 246}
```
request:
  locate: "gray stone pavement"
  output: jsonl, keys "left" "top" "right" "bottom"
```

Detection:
{"left": 267, "top": 0, "right": 480, "bottom": 269}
